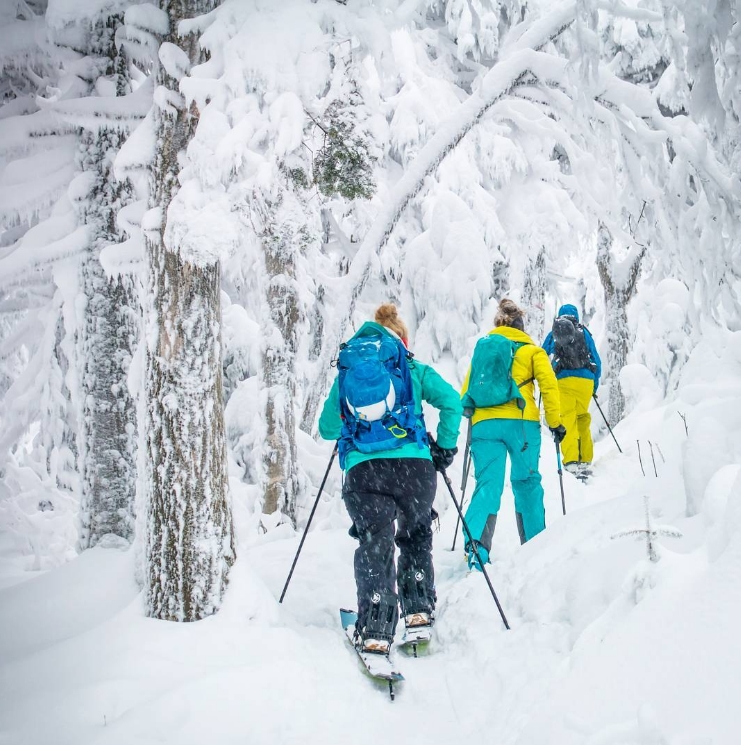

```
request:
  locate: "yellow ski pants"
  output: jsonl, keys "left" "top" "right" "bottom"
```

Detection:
{"left": 558, "top": 377, "right": 594, "bottom": 464}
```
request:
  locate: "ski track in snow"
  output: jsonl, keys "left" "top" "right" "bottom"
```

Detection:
{"left": 2, "top": 402, "right": 739, "bottom": 745}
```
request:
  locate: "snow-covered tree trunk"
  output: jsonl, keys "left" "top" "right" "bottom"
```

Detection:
{"left": 522, "top": 247, "right": 547, "bottom": 342}
{"left": 44, "top": 313, "right": 79, "bottom": 494}
{"left": 596, "top": 223, "right": 646, "bottom": 424}
{"left": 77, "top": 19, "right": 139, "bottom": 551}
{"left": 144, "top": 0, "right": 234, "bottom": 622}
{"left": 79, "top": 215, "right": 138, "bottom": 548}
{"left": 259, "top": 191, "right": 304, "bottom": 525}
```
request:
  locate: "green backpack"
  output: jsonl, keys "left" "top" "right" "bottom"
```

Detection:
{"left": 462, "top": 334, "right": 530, "bottom": 413}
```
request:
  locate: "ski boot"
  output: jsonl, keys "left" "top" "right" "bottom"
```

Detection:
{"left": 356, "top": 592, "right": 398, "bottom": 655}
{"left": 465, "top": 540, "right": 490, "bottom": 572}
{"left": 565, "top": 461, "right": 592, "bottom": 482}
{"left": 399, "top": 569, "right": 435, "bottom": 654}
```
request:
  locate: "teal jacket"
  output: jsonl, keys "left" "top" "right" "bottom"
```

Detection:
{"left": 318, "top": 322, "right": 463, "bottom": 472}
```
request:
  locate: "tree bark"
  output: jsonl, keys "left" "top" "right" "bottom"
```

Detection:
{"left": 77, "top": 19, "right": 139, "bottom": 549}
{"left": 145, "top": 0, "right": 234, "bottom": 622}
{"left": 259, "top": 191, "right": 303, "bottom": 525}
{"left": 595, "top": 222, "right": 646, "bottom": 424}
{"left": 522, "top": 247, "right": 547, "bottom": 342}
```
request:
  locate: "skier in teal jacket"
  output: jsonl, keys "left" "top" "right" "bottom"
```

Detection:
{"left": 319, "top": 303, "right": 462, "bottom": 655}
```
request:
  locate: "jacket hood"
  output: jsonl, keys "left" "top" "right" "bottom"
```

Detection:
{"left": 350, "top": 321, "right": 404, "bottom": 343}
{"left": 558, "top": 304, "right": 579, "bottom": 320}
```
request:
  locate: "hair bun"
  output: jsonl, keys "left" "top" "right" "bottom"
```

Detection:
{"left": 375, "top": 303, "right": 399, "bottom": 324}
{"left": 494, "top": 298, "right": 526, "bottom": 329}
{"left": 374, "top": 303, "right": 409, "bottom": 341}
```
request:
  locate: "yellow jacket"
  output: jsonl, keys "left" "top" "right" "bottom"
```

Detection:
{"left": 461, "top": 327, "right": 561, "bottom": 428}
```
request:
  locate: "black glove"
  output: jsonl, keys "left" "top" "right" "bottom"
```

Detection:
{"left": 550, "top": 424, "right": 567, "bottom": 444}
{"left": 428, "top": 437, "right": 458, "bottom": 472}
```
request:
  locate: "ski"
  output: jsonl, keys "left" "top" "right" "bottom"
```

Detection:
{"left": 575, "top": 466, "right": 593, "bottom": 483}
{"left": 399, "top": 624, "right": 432, "bottom": 657}
{"left": 340, "top": 608, "right": 403, "bottom": 700}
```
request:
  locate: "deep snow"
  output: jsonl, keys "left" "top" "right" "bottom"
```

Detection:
{"left": 2, "top": 356, "right": 740, "bottom": 745}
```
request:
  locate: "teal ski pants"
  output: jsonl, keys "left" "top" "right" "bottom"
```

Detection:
{"left": 463, "top": 419, "right": 545, "bottom": 551}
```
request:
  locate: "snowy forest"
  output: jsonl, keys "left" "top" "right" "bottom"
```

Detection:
{"left": 1, "top": 0, "right": 740, "bottom": 742}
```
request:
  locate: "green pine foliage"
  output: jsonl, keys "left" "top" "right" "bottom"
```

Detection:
{"left": 313, "top": 92, "right": 375, "bottom": 201}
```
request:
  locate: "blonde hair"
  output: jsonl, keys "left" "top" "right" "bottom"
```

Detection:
{"left": 494, "top": 298, "right": 526, "bottom": 330}
{"left": 374, "top": 303, "right": 409, "bottom": 341}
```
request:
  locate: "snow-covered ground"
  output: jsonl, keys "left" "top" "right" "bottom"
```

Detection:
{"left": 2, "top": 336, "right": 740, "bottom": 745}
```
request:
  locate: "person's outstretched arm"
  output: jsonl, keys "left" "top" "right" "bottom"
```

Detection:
{"left": 419, "top": 365, "right": 463, "bottom": 449}
{"left": 318, "top": 378, "right": 342, "bottom": 441}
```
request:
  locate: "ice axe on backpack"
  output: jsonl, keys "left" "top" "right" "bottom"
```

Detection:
{"left": 592, "top": 394, "right": 623, "bottom": 454}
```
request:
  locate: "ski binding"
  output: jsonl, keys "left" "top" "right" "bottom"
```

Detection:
{"left": 340, "top": 608, "right": 403, "bottom": 700}
{"left": 400, "top": 622, "right": 432, "bottom": 657}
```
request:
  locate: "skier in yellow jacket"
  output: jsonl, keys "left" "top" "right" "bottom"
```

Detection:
{"left": 460, "top": 299, "right": 564, "bottom": 569}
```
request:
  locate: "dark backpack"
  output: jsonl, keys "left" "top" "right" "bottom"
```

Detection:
{"left": 461, "top": 334, "right": 530, "bottom": 413}
{"left": 551, "top": 316, "right": 596, "bottom": 373}
{"left": 336, "top": 332, "right": 427, "bottom": 466}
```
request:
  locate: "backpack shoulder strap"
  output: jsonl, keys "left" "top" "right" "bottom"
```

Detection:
{"left": 512, "top": 341, "right": 535, "bottom": 389}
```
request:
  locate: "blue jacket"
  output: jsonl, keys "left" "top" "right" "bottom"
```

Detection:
{"left": 542, "top": 304, "right": 602, "bottom": 390}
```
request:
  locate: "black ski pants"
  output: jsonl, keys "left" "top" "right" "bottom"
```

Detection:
{"left": 343, "top": 458, "right": 437, "bottom": 631}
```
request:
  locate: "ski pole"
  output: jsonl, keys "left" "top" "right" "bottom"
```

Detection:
{"left": 279, "top": 443, "right": 338, "bottom": 603}
{"left": 450, "top": 419, "right": 472, "bottom": 552}
{"left": 592, "top": 394, "right": 623, "bottom": 453}
{"left": 555, "top": 440, "right": 566, "bottom": 516}
{"left": 439, "top": 467, "right": 510, "bottom": 630}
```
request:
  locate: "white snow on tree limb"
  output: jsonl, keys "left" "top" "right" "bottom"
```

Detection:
{"left": 116, "top": 200, "right": 148, "bottom": 236}
{"left": 0, "top": 146, "right": 76, "bottom": 226}
{"left": 46, "top": 0, "right": 130, "bottom": 28}
{"left": 0, "top": 226, "right": 89, "bottom": 284}
{"left": 159, "top": 42, "right": 191, "bottom": 81}
{"left": 124, "top": 3, "right": 169, "bottom": 36}
{"left": 165, "top": 183, "right": 239, "bottom": 267}
{"left": 153, "top": 85, "right": 185, "bottom": 116}
{"left": 100, "top": 236, "right": 145, "bottom": 278}
{"left": 38, "top": 78, "right": 154, "bottom": 132}
{"left": 114, "top": 111, "right": 156, "bottom": 180}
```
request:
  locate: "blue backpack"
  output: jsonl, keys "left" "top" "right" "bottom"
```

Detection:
{"left": 462, "top": 334, "right": 530, "bottom": 413}
{"left": 337, "top": 332, "right": 427, "bottom": 467}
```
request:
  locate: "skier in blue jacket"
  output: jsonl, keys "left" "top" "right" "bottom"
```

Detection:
{"left": 542, "top": 304, "right": 601, "bottom": 478}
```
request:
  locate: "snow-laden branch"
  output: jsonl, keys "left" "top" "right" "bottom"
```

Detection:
{"left": 596, "top": 76, "right": 740, "bottom": 199}
{"left": 0, "top": 146, "right": 76, "bottom": 226}
{"left": 502, "top": 0, "right": 576, "bottom": 56}
{"left": 38, "top": 78, "right": 154, "bottom": 133}
{"left": 302, "top": 2, "right": 580, "bottom": 430}
{"left": 0, "top": 226, "right": 89, "bottom": 285}
{"left": 100, "top": 236, "right": 145, "bottom": 278}
{"left": 0, "top": 17, "right": 46, "bottom": 71}
{"left": 0, "top": 111, "right": 77, "bottom": 161}
{"left": 0, "top": 312, "right": 44, "bottom": 360}
{"left": 594, "top": 0, "right": 663, "bottom": 23}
